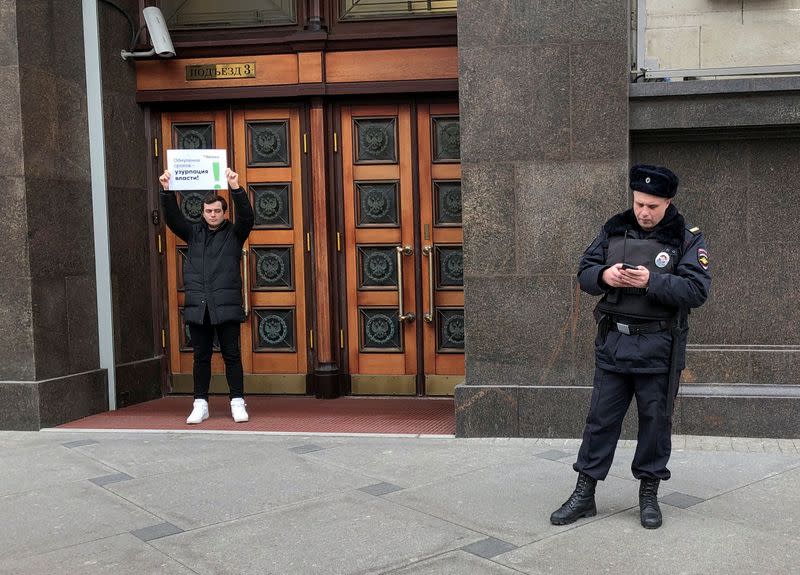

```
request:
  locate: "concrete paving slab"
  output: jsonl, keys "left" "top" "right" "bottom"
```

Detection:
{"left": 385, "top": 458, "right": 636, "bottom": 547}
{"left": 106, "top": 449, "right": 376, "bottom": 529}
{"left": 608, "top": 448, "right": 800, "bottom": 499}
{"left": 0, "top": 533, "right": 196, "bottom": 575}
{"left": 496, "top": 505, "right": 800, "bottom": 575}
{"left": 303, "top": 437, "right": 554, "bottom": 489}
{"left": 64, "top": 433, "right": 329, "bottom": 479}
{"left": 0, "top": 441, "right": 115, "bottom": 497}
{"left": 0, "top": 482, "right": 160, "bottom": 560}
{"left": 149, "top": 491, "right": 483, "bottom": 575}
{"left": 382, "top": 550, "right": 522, "bottom": 574}
{"left": 690, "top": 465, "right": 800, "bottom": 542}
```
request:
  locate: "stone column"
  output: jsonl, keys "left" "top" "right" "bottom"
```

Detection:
{"left": 455, "top": 1, "right": 631, "bottom": 436}
{"left": 0, "top": 0, "right": 105, "bottom": 429}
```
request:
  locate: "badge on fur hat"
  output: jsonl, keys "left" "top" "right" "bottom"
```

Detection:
{"left": 697, "top": 248, "right": 709, "bottom": 270}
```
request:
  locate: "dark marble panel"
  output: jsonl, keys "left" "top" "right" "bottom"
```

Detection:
{"left": 0, "top": 275, "right": 35, "bottom": 381}
{"left": 454, "top": 384, "right": 519, "bottom": 437}
{"left": 518, "top": 385, "right": 590, "bottom": 438}
{"left": 459, "top": 44, "right": 571, "bottom": 164}
{"left": 25, "top": 177, "right": 96, "bottom": 280}
{"left": 574, "top": 282, "right": 602, "bottom": 386}
{"left": 514, "top": 161, "right": 627, "bottom": 275}
{"left": 678, "top": 395, "right": 800, "bottom": 438}
{"left": 682, "top": 349, "right": 751, "bottom": 385}
{"left": 108, "top": 185, "right": 154, "bottom": 362}
{"left": 630, "top": 92, "right": 800, "bottom": 132}
{"left": 18, "top": 70, "right": 90, "bottom": 183}
{"left": 457, "top": 1, "right": 573, "bottom": 48}
{"left": 744, "top": 242, "right": 800, "bottom": 345}
{"left": 570, "top": 42, "right": 628, "bottom": 160}
{"left": 0, "top": 66, "right": 23, "bottom": 177}
{"left": 65, "top": 274, "right": 100, "bottom": 373}
{"left": 30, "top": 278, "right": 69, "bottom": 380}
{"left": 0, "top": 381, "right": 39, "bottom": 430}
{"left": 517, "top": 385, "right": 639, "bottom": 439}
{"left": 15, "top": 0, "right": 86, "bottom": 81}
{"left": 0, "top": 0, "right": 18, "bottom": 67}
{"left": 102, "top": 91, "right": 147, "bottom": 190}
{"left": 37, "top": 368, "right": 108, "bottom": 428}
{"left": 0, "top": 176, "right": 30, "bottom": 272}
{"left": 464, "top": 275, "right": 575, "bottom": 386}
{"left": 750, "top": 351, "right": 800, "bottom": 386}
{"left": 461, "top": 163, "right": 516, "bottom": 277}
{"left": 572, "top": 0, "right": 629, "bottom": 43}
{"left": 746, "top": 139, "right": 800, "bottom": 246}
{"left": 115, "top": 357, "right": 164, "bottom": 409}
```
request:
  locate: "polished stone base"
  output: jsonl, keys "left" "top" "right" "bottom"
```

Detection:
{"left": 0, "top": 370, "right": 108, "bottom": 430}
{"left": 115, "top": 357, "right": 164, "bottom": 409}
{"left": 455, "top": 384, "right": 800, "bottom": 439}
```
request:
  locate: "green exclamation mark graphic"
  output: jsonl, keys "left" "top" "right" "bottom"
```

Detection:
{"left": 212, "top": 161, "right": 221, "bottom": 189}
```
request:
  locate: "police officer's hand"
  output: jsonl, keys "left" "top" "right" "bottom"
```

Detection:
{"left": 225, "top": 168, "right": 240, "bottom": 190}
{"left": 619, "top": 265, "right": 650, "bottom": 289}
{"left": 159, "top": 170, "right": 171, "bottom": 190}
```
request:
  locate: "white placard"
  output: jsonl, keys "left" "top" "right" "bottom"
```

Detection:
{"left": 166, "top": 149, "right": 228, "bottom": 191}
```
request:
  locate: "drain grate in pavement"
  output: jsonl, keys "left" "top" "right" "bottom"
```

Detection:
{"left": 660, "top": 491, "right": 706, "bottom": 509}
{"left": 536, "top": 449, "right": 571, "bottom": 461}
{"left": 289, "top": 444, "right": 325, "bottom": 454}
{"left": 358, "top": 482, "right": 404, "bottom": 496}
{"left": 131, "top": 522, "right": 184, "bottom": 542}
{"left": 462, "top": 537, "right": 518, "bottom": 559}
{"left": 62, "top": 439, "right": 100, "bottom": 449}
{"left": 88, "top": 472, "right": 134, "bottom": 487}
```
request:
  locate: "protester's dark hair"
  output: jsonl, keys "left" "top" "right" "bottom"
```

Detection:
{"left": 202, "top": 192, "right": 228, "bottom": 212}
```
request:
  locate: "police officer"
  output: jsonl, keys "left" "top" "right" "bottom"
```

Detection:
{"left": 550, "top": 164, "right": 711, "bottom": 529}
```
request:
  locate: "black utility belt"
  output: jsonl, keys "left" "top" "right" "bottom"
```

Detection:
{"left": 607, "top": 318, "right": 674, "bottom": 336}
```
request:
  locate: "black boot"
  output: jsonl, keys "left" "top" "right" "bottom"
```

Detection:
{"left": 639, "top": 478, "right": 662, "bottom": 529}
{"left": 550, "top": 472, "right": 598, "bottom": 525}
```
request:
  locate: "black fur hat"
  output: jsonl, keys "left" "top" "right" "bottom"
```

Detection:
{"left": 629, "top": 164, "right": 679, "bottom": 198}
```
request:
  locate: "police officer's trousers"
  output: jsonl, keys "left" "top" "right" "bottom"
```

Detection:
{"left": 573, "top": 368, "right": 675, "bottom": 481}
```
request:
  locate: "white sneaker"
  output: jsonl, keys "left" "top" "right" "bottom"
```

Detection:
{"left": 231, "top": 397, "right": 249, "bottom": 423}
{"left": 186, "top": 399, "right": 209, "bottom": 424}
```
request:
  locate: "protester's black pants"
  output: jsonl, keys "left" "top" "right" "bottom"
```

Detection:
{"left": 573, "top": 368, "right": 676, "bottom": 481}
{"left": 188, "top": 310, "right": 244, "bottom": 400}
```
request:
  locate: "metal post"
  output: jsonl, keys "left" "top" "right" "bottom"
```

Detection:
{"left": 82, "top": 0, "right": 117, "bottom": 410}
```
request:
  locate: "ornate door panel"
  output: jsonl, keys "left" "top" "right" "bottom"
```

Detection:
{"left": 233, "top": 107, "right": 309, "bottom": 392}
{"left": 418, "top": 103, "right": 463, "bottom": 395}
{"left": 340, "top": 101, "right": 463, "bottom": 395}
{"left": 341, "top": 104, "right": 418, "bottom": 394}
{"left": 161, "top": 107, "right": 309, "bottom": 394}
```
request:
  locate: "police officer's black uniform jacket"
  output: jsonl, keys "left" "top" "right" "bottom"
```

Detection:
{"left": 161, "top": 188, "right": 254, "bottom": 326}
{"left": 578, "top": 204, "right": 710, "bottom": 374}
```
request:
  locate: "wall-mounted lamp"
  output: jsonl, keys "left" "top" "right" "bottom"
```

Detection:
{"left": 121, "top": 7, "right": 175, "bottom": 60}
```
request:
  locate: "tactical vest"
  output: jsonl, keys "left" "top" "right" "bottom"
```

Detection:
{"left": 595, "top": 234, "right": 680, "bottom": 321}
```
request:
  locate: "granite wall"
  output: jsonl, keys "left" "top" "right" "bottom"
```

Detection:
{"left": 456, "top": 0, "right": 631, "bottom": 436}
{"left": 456, "top": 2, "right": 800, "bottom": 438}
{"left": 0, "top": 0, "right": 161, "bottom": 429}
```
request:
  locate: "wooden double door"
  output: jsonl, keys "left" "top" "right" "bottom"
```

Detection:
{"left": 160, "top": 100, "right": 463, "bottom": 396}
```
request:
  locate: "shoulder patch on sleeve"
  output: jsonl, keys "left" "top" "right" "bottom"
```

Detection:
{"left": 687, "top": 226, "right": 700, "bottom": 234}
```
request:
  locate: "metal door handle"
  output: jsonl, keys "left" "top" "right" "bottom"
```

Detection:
{"left": 422, "top": 245, "right": 434, "bottom": 323}
{"left": 242, "top": 248, "right": 250, "bottom": 317}
{"left": 396, "top": 245, "right": 414, "bottom": 323}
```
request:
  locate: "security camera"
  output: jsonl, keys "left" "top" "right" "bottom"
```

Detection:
{"left": 121, "top": 7, "right": 175, "bottom": 60}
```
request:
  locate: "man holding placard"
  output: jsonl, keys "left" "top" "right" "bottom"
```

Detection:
{"left": 159, "top": 156, "right": 254, "bottom": 424}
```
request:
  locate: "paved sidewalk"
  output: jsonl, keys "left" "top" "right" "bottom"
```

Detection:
{"left": 1, "top": 430, "right": 799, "bottom": 574}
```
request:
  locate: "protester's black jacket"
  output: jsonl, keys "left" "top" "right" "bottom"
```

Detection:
{"left": 578, "top": 205, "right": 711, "bottom": 373}
{"left": 161, "top": 188, "right": 254, "bottom": 325}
